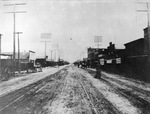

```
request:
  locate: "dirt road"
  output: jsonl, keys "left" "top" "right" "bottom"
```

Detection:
{"left": 0, "top": 65, "right": 147, "bottom": 114}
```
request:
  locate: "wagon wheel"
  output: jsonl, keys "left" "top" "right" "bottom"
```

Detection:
{"left": 33, "top": 68, "right": 37, "bottom": 73}
{"left": 40, "top": 67, "right": 42, "bottom": 72}
{"left": 4, "top": 67, "right": 11, "bottom": 80}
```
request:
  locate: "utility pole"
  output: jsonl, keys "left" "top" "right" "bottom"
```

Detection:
{"left": 94, "top": 36, "right": 102, "bottom": 61}
{"left": 41, "top": 33, "right": 51, "bottom": 58}
{"left": 50, "top": 50, "right": 53, "bottom": 60}
{"left": 137, "top": 2, "right": 150, "bottom": 61}
{"left": 0, "top": 34, "right": 2, "bottom": 76}
{"left": 137, "top": 2, "right": 150, "bottom": 27}
{"left": 4, "top": 3, "right": 26, "bottom": 76}
{"left": 52, "top": 44, "right": 58, "bottom": 61}
{"left": 54, "top": 50, "right": 56, "bottom": 61}
{"left": 15, "top": 32, "right": 23, "bottom": 73}
{"left": 58, "top": 52, "right": 60, "bottom": 67}
{"left": 41, "top": 41, "right": 51, "bottom": 58}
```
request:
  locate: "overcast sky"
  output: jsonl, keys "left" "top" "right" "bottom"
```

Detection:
{"left": 0, "top": 0, "right": 149, "bottom": 62}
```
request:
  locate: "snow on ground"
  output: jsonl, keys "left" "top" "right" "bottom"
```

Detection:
{"left": 43, "top": 67, "right": 92, "bottom": 114}
{"left": 78, "top": 68, "right": 141, "bottom": 114}
{"left": 0, "top": 65, "right": 67, "bottom": 97}
{"left": 102, "top": 72, "right": 150, "bottom": 92}
{"left": 88, "top": 68, "right": 150, "bottom": 103}
{"left": 43, "top": 71, "right": 74, "bottom": 114}
{"left": 89, "top": 68, "right": 150, "bottom": 92}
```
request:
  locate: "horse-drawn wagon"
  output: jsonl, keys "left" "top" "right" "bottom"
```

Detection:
{"left": 0, "top": 51, "right": 42, "bottom": 80}
{"left": 0, "top": 54, "right": 13, "bottom": 80}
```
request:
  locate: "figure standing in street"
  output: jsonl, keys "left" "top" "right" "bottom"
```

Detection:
{"left": 77, "top": 62, "right": 80, "bottom": 68}
{"left": 95, "top": 61, "right": 101, "bottom": 79}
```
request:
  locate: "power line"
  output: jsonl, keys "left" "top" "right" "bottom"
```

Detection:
{"left": 33, "top": 0, "right": 149, "bottom": 4}
{"left": 3, "top": 3, "right": 27, "bottom": 6}
{"left": 1, "top": 0, "right": 147, "bottom": 4}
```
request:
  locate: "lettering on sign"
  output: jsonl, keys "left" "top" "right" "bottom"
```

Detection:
{"left": 100, "top": 59, "right": 104, "bottom": 65}
{"left": 116, "top": 58, "right": 121, "bottom": 64}
{"left": 107, "top": 59, "right": 112, "bottom": 64}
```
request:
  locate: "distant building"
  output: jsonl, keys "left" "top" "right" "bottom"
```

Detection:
{"left": 2, "top": 50, "right": 35, "bottom": 63}
{"left": 107, "top": 42, "right": 125, "bottom": 59}
{"left": 87, "top": 47, "right": 107, "bottom": 60}
{"left": 35, "top": 55, "right": 48, "bottom": 67}
{"left": 124, "top": 38, "right": 145, "bottom": 57}
{"left": 87, "top": 47, "right": 107, "bottom": 67}
{"left": 123, "top": 26, "right": 150, "bottom": 61}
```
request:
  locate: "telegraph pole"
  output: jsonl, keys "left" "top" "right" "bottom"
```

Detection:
{"left": 50, "top": 50, "right": 53, "bottom": 60}
{"left": 41, "top": 41, "right": 51, "bottom": 58}
{"left": 15, "top": 32, "right": 23, "bottom": 73}
{"left": 0, "top": 34, "right": 2, "bottom": 76}
{"left": 137, "top": 2, "right": 150, "bottom": 26}
{"left": 137, "top": 2, "right": 150, "bottom": 61}
{"left": 52, "top": 43, "right": 58, "bottom": 61}
{"left": 4, "top": 3, "right": 26, "bottom": 76}
{"left": 54, "top": 50, "right": 56, "bottom": 61}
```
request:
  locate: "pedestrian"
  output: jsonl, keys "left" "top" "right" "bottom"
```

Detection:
{"left": 78, "top": 62, "right": 80, "bottom": 68}
{"left": 95, "top": 61, "right": 101, "bottom": 79}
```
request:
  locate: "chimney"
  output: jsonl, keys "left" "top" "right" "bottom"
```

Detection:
{"left": 109, "top": 42, "right": 112, "bottom": 46}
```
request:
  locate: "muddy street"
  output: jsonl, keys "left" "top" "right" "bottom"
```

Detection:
{"left": 0, "top": 65, "right": 149, "bottom": 114}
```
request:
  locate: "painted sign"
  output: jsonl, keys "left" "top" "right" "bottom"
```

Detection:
{"left": 107, "top": 59, "right": 112, "bottom": 64}
{"left": 100, "top": 59, "right": 104, "bottom": 65}
{"left": 116, "top": 58, "right": 121, "bottom": 64}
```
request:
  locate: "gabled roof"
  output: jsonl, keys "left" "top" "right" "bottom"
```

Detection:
{"left": 2, "top": 52, "right": 30, "bottom": 59}
{"left": 115, "top": 44, "right": 125, "bottom": 49}
{"left": 20, "top": 52, "right": 29, "bottom": 59}
{"left": 143, "top": 26, "right": 150, "bottom": 31}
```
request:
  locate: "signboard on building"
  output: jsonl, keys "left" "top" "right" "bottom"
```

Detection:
{"left": 116, "top": 58, "right": 121, "bottom": 64}
{"left": 106, "top": 59, "right": 112, "bottom": 64}
{"left": 100, "top": 59, "right": 104, "bottom": 65}
{"left": 29, "top": 51, "right": 35, "bottom": 61}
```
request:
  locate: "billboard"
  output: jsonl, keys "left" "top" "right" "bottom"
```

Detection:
{"left": 41, "top": 33, "right": 51, "bottom": 39}
{"left": 94, "top": 36, "right": 102, "bottom": 48}
{"left": 52, "top": 44, "right": 59, "bottom": 49}
{"left": 94, "top": 36, "right": 102, "bottom": 43}
{"left": 29, "top": 51, "right": 35, "bottom": 61}
{"left": 116, "top": 58, "right": 121, "bottom": 64}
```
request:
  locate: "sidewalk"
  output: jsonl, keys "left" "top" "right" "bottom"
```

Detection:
{"left": 0, "top": 65, "right": 67, "bottom": 97}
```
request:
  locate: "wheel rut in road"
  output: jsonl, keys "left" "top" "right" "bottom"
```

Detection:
{"left": 0, "top": 67, "right": 68, "bottom": 114}
{"left": 86, "top": 68, "right": 150, "bottom": 114}
{"left": 41, "top": 67, "right": 94, "bottom": 114}
{"left": 40, "top": 66, "right": 121, "bottom": 114}
{"left": 76, "top": 73, "right": 121, "bottom": 114}
{"left": 0, "top": 66, "right": 141, "bottom": 114}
